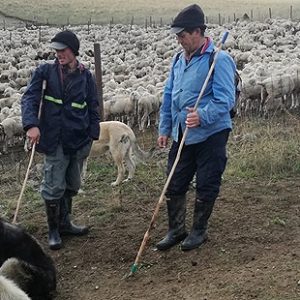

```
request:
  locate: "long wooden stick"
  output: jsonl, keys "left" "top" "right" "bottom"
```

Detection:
{"left": 12, "top": 79, "right": 46, "bottom": 224}
{"left": 12, "top": 143, "right": 36, "bottom": 224}
{"left": 129, "top": 32, "right": 229, "bottom": 276}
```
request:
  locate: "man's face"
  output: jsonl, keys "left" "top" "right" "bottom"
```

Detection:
{"left": 176, "top": 29, "right": 201, "bottom": 54}
{"left": 55, "top": 47, "right": 76, "bottom": 66}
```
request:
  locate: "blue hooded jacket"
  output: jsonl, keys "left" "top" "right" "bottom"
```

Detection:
{"left": 21, "top": 60, "right": 100, "bottom": 154}
{"left": 159, "top": 38, "right": 236, "bottom": 144}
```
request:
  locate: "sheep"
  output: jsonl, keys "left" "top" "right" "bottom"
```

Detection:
{"left": 137, "top": 92, "right": 161, "bottom": 130}
{"left": 258, "top": 74, "right": 295, "bottom": 116}
{"left": 104, "top": 92, "right": 137, "bottom": 127}
{"left": 0, "top": 117, "right": 24, "bottom": 153}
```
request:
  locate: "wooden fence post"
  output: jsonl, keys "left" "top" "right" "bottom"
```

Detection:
{"left": 290, "top": 6, "right": 293, "bottom": 20}
{"left": 130, "top": 16, "right": 134, "bottom": 29}
{"left": 109, "top": 17, "right": 113, "bottom": 34}
{"left": 269, "top": 8, "right": 272, "bottom": 19}
{"left": 94, "top": 43, "right": 104, "bottom": 122}
{"left": 38, "top": 26, "right": 41, "bottom": 43}
{"left": 87, "top": 17, "right": 91, "bottom": 35}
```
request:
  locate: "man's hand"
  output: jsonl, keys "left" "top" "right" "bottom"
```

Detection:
{"left": 157, "top": 135, "right": 168, "bottom": 148}
{"left": 26, "top": 127, "right": 40, "bottom": 146}
{"left": 185, "top": 107, "right": 200, "bottom": 128}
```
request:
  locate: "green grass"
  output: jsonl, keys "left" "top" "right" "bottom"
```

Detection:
{"left": 0, "top": 0, "right": 299, "bottom": 25}
{"left": 226, "top": 117, "right": 300, "bottom": 180}
{"left": 1, "top": 117, "right": 300, "bottom": 223}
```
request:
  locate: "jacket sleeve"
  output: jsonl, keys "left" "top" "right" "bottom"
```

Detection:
{"left": 21, "top": 65, "right": 46, "bottom": 131}
{"left": 158, "top": 56, "right": 177, "bottom": 137}
{"left": 87, "top": 72, "right": 100, "bottom": 140}
{"left": 199, "top": 51, "right": 236, "bottom": 127}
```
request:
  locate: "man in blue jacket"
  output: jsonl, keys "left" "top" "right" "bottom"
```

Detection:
{"left": 21, "top": 30, "right": 100, "bottom": 250}
{"left": 157, "top": 4, "right": 236, "bottom": 251}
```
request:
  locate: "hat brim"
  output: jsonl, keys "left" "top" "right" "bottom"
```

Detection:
{"left": 50, "top": 41, "right": 68, "bottom": 50}
{"left": 170, "top": 27, "right": 185, "bottom": 34}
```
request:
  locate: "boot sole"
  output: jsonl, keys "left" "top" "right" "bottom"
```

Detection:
{"left": 49, "top": 243, "right": 62, "bottom": 250}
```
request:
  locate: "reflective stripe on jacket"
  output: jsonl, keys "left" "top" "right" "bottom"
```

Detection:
{"left": 21, "top": 60, "right": 100, "bottom": 154}
{"left": 159, "top": 39, "right": 236, "bottom": 145}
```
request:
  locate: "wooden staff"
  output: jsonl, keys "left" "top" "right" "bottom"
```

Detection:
{"left": 12, "top": 80, "right": 46, "bottom": 224}
{"left": 128, "top": 32, "right": 230, "bottom": 277}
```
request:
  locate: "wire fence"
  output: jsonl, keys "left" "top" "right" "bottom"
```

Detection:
{"left": 0, "top": 5, "right": 299, "bottom": 31}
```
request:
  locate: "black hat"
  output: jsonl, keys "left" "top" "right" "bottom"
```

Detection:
{"left": 171, "top": 4, "right": 206, "bottom": 34}
{"left": 50, "top": 30, "right": 80, "bottom": 56}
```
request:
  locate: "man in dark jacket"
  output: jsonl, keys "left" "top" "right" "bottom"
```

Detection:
{"left": 21, "top": 30, "right": 100, "bottom": 250}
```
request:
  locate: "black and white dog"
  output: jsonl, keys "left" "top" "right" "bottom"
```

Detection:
{"left": 0, "top": 219, "right": 56, "bottom": 300}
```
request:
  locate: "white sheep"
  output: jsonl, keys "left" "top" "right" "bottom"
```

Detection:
{"left": 0, "top": 116, "right": 24, "bottom": 153}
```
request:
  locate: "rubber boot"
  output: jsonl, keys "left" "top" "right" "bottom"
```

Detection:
{"left": 45, "top": 200, "right": 62, "bottom": 250}
{"left": 59, "top": 192, "right": 89, "bottom": 236}
{"left": 181, "top": 197, "right": 215, "bottom": 251}
{"left": 156, "top": 195, "right": 188, "bottom": 251}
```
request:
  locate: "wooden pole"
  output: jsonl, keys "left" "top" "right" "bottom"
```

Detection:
{"left": 130, "top": 16, "right": 134, "bottom": 30}
{"left": 38, "top": 26, "right": 41, "bottom": 43}
{"left": 290, "top": 6, "right": 293, "bottom": 20}
{"left": 94, "top": 43, "right": 104, "bottom": 122}
{"left": 218, "top": 13, "right": 221, "bottom": 25}
{"left": 128, "top": 32, "right": 230, "bottom": 277}
{"left": 87, "top": 18, "right": 91, "bottom": 35}
{"left": 269, "top": 7, "right": 272, "bottom": 19}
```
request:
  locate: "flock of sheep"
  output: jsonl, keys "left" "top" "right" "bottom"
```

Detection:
{"left": 1, "top": 16, "right": 300, "bottom": 153}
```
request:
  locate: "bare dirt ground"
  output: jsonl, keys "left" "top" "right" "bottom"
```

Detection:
{"left": 1, "top": 133, "right": 299, "bottom": 300}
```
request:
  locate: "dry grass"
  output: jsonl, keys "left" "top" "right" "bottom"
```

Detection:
{"left": 226, "top": 114, "right": 300, "bottom": 179}
{"left": 0, "top": 0, "right": 299, "bottom": 25}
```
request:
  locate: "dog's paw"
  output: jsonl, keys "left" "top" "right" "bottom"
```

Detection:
{"left": 122, "top": 177, "right": 132, "bottom": 183}
{"left": 111, "top": 181, "right": 120, "bottom": 187}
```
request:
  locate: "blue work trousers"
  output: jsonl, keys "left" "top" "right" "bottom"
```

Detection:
{"left": 166, "top": 129, "right": 230, "bottom": 202}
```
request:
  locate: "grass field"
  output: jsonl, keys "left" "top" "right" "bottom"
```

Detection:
{"left": 0, "top": 0, "right": 300, "bottom": 25}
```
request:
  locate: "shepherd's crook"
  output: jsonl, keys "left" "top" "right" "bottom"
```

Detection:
{"left": 12, "top": 80, "right": 47, "bottom": 224}
{"left": 127, "top": 32, "right": 230, "bottom": 277}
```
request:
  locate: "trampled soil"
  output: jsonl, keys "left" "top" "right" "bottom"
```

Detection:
{"left": 3, "top": 170, "right": 292, "bottom": 300}
{"left": 0, "top": 129, "right": 300, "bottom": 300}
{"left": 49, "top": 177, "right": 300, "bottom": 300}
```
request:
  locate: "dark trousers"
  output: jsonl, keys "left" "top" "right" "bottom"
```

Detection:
{"left": 166, "top": 129, "right": 230, "bottom": 202}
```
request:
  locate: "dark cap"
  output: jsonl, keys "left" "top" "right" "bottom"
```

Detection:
{"left": 171, "top": 4, "right": 206, "bottom": 34}
{"left": 50, "top": 30, "right": 80, "bottom": 56}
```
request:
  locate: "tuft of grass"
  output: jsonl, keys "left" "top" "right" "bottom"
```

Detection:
{"left": 226, "top": 117, "right": 300, "bottom": 180}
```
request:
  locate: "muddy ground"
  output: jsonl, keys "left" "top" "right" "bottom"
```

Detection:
{"left": 1, "top": 133, "right": 299, "bottom": 300}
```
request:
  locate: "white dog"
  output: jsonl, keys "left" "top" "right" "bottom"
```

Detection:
{"left": 84, "top": 121, "right": 152, "bottom": 186}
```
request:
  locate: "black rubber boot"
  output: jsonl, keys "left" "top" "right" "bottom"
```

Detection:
{"left": 59, "top": 192, "right": 89, "bottom": 236}
{"left": 45, "top": 200, "right": 62, "bottom": 250}
{"left": 181, "top": 197, "right": 215, "bottom": 251}
{"left": 156, "top": 195, "right": 188, "bottom": 251}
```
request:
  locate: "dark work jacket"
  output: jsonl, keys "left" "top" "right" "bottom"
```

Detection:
{"left": 21, "top": 60, "right": 100, "bottom": 155}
